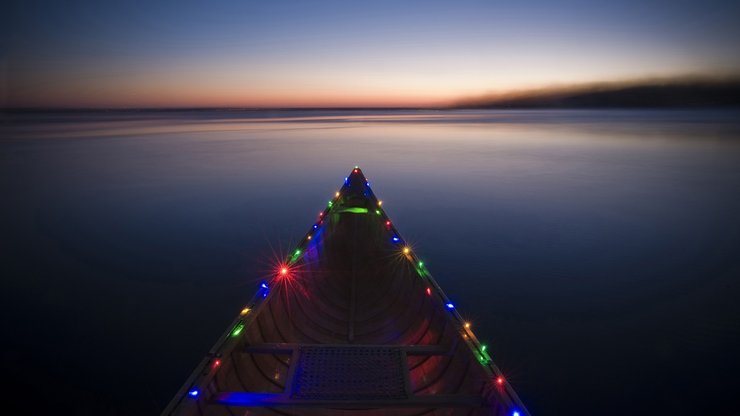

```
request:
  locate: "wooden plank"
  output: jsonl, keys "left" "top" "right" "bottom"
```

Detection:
{"left": 212, "top": 392, "right": 484, "bottom": 408}
{"left": 243, "top": 343, "right": 451, "bottom": 355}
{"left": 244, "top": 343, "right": 296, "bottom": 354}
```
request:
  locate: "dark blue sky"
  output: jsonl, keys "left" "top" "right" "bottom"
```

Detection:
{"left": 3, "top": 0, "right": 740, "bottom": 107}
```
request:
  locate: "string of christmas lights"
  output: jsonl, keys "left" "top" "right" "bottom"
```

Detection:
{"left": 176, "top": 166, "right": 527, "bottom": 416}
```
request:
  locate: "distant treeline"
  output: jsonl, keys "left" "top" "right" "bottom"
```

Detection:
{"left": 454, "top": 80, "right": 740, "bottom": 109}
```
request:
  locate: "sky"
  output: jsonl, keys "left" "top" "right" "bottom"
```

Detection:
{"left": 2, "top": 0, "right": 740, "bottom": 108}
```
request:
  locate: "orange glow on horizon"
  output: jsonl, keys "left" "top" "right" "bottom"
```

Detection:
{"left": 7, "top": 70, "right": 738, "bottom": 109}
{"left": 5, "top": 74, "right": 460, "bottom": 108}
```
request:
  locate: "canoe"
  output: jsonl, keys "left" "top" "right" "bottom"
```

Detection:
{"left": 163, "top": 167, "right": 530, "bottom": 415}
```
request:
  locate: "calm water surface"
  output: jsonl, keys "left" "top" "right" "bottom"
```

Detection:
{"left": 2, "top": 110, "right": 740, "bottom": 415}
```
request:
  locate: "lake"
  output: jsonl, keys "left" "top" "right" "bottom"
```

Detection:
{"left": 2, "top": 109, "right": 740, "bottom": 415}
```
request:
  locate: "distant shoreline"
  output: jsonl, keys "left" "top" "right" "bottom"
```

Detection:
{"left": 3, "top": 105, "right": 740, "bottom": 113}
{"left": 3, "top": 81, "right": 740, "bottom": 113}
{"left": 452, "top": 80, "right": 740, "bottom": 109}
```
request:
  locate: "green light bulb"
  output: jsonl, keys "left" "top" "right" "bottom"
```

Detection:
{"left": 231, "top": 322, "right": 245, "bottom": 337}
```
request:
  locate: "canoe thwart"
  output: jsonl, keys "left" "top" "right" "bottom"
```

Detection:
{"left": 212, "top": 392, "right": 485, "bottom": 408}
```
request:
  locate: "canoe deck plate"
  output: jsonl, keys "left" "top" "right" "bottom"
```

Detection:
{"left": 291, "top": 345, "right": 408, "bottom": 400}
